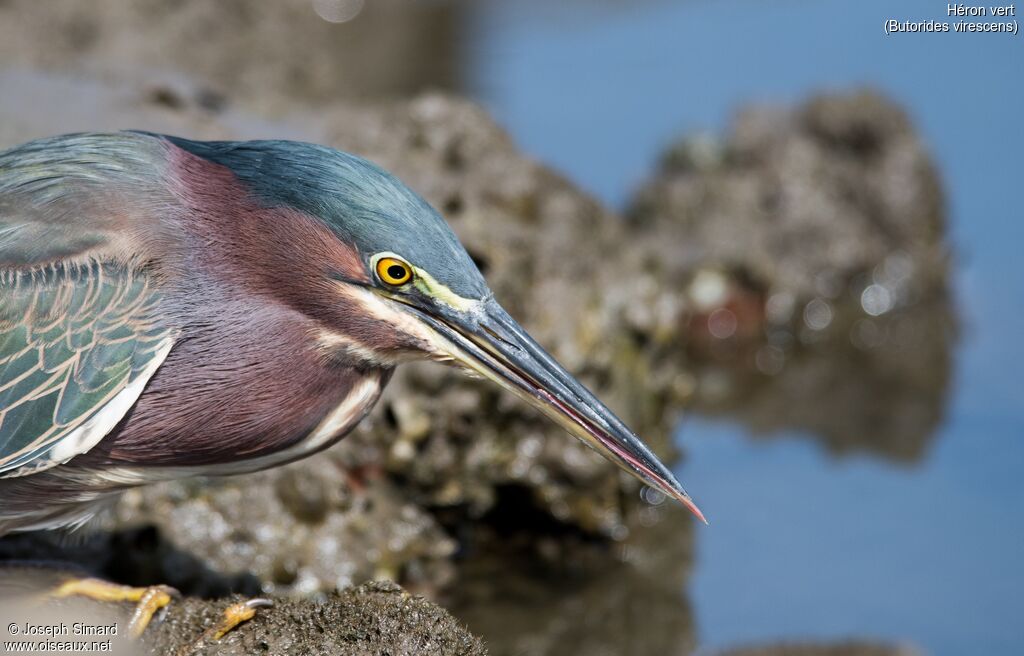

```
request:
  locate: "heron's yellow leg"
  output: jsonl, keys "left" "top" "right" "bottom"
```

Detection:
{"left": 173, "top": 598, "right": 272, "bottom": 656}
{"left": 206, "top": 598, "right": 273, "bottom": 640}
{"left": 51, "top": 577, "right": 179, "bottom": 637}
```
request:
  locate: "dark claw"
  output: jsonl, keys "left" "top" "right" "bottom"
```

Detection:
{"left": 243, "top": 598, "right": 274, "bottom": 609}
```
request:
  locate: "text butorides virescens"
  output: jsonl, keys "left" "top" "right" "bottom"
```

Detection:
{"left": 0, "top": 132, "right": 703, "bottom": 635}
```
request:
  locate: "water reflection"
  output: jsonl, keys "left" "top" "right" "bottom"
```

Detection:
{"left": 682, "top": 293, "right": 957, "bottom": 463}
{"left": 444, "top": 499, "right": 696, "bottom": 656}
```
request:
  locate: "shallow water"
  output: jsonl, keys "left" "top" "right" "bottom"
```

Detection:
{"left": 465, "top": 1, "right": 1024, "bottom": 654}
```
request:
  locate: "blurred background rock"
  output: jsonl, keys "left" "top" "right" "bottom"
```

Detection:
{"left": 627, "top": 90, "right": 956, "bottom": 462}
{"left": 0, "top": 0, "right": 462, "bottom": 108}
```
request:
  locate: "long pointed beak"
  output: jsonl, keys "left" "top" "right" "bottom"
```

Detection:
{"left": 412, "top": 297, "right": 706, "bottom": 523}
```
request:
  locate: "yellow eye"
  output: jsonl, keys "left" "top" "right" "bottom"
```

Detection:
{"left": 376, "top": 256, "right": 413, "bottom": 286}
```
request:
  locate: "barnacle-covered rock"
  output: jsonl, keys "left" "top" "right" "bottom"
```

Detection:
{"left": 112, "top": 451, "right": 458, "bottom": 597}
{"left": 630, "top": 90, "right": 949, "bottom": 305}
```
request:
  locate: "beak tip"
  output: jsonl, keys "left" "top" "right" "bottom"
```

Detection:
{"left": 676, "top": 492, "right": 709, "bottom": 525}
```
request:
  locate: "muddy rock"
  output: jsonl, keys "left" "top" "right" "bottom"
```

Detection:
{"left": 0, "top": 569, "right": 484, "bottom": 656}
{"left": 144, "top": 582, "right": 486, "bottom": 656}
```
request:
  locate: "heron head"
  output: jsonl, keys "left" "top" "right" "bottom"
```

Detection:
{"left": 165, "top": 136, "right": 705, "bottom": 523}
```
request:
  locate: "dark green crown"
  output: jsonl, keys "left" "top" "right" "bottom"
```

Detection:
{"left": 162, "top": 135, "right": 488, "bottom": 299}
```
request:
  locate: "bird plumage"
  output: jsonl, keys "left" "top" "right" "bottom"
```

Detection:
{"left": 0, "top": 132, "right": 442, "bottom": 532}
{"left": 0, "top": 131, "right": 705, "bottom": 534}
{"left": 0, "top": 261, "right": 174, "bottom": 478}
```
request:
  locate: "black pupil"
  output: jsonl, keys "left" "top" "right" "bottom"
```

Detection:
{"left": 387, "top": 264, "right": 407, "bottom": 281}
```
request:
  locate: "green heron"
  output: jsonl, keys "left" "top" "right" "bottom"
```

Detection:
{"left": 0, "top": 132, "right": 703, "bottom": 636}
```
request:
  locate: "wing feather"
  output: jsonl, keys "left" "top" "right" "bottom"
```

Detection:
{"left": 0, "top": 262, "right": 175, "bottom": 477}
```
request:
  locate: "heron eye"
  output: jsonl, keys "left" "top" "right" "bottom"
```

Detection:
{"left": 376, "top": 257, "right": 413, "bottom": 286}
